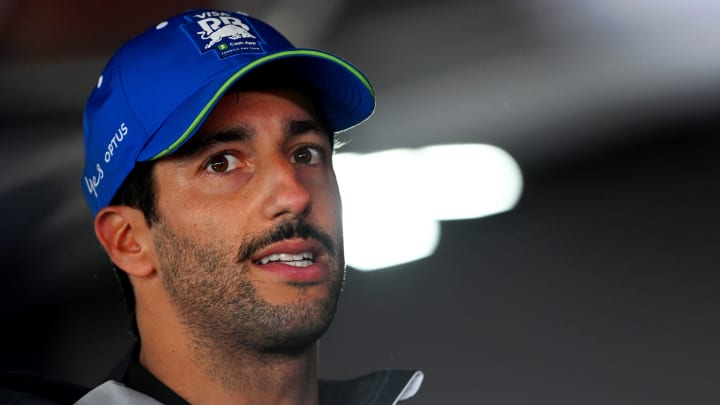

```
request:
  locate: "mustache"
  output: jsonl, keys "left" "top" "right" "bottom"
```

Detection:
{"left": 236, "top": 220, "right": 337, "bottom": 263}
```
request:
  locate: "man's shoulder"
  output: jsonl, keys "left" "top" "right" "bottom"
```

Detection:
{"left": 319, "top": 369, "right": 424, "bottom": 405}
{"left": 0, "top": 371, "right": 89, "bottom": 404}
{"left": 0, "top": 367, "right": 424, "bottom": 405}
{"left": 73, "top": 368, "right": 424, "bottom": 405}
{"left": 75, "top": 380, "right": 163, "bottom": 405}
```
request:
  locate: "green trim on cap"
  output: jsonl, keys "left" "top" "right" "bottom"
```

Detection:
{"left": 150, "top": 49, "right": 373, "bottom": 160}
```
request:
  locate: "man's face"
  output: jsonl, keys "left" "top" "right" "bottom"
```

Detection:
{"left": 149, "top": 88, "right": 345, "bottom": 354}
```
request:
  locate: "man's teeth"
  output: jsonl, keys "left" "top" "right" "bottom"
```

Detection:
{"left": 258, "top": 252, "right": 314, "bottom": 267}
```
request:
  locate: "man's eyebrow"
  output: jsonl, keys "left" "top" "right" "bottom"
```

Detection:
{"left": 286, "top": 118, "right": 332, "bottom": 142}
{"left": 174, "top": 127, "right": 254, "bottom": 160}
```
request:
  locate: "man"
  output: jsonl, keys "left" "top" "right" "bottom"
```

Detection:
{"left": 74, "top": 8, "right": 422, "bottom": 405}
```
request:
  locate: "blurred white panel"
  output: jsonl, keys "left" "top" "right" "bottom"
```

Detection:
{"left": 335, "top": 144, "right": 523, "bottom": 270}
{"left": 415, "top": 144, "right": 523, "bottom": 220}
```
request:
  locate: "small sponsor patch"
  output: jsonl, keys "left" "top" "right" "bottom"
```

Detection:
{"left": 182, "top": 11, "right": 265, "bottom": 58}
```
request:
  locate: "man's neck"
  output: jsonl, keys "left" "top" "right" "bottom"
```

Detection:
{"left": 133, "top": 281, "right": 320, "bottom": 405}
{"left": 138, "top": 332, "right": 319, "bottom": 405}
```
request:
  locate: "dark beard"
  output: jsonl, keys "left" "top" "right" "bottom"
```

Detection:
{"left": 153, "top": 217, "right": 345, "bottom": 358}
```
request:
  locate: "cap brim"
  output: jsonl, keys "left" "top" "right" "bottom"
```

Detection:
{"left": 138, "top": 49, "right": 374, "bottom": 161}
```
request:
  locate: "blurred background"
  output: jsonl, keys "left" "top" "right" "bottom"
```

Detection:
{"left": 2, "top": 0, "right": 719, "bottom": 403}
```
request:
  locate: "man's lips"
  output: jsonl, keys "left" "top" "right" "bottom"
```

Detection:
{"left": 256, "top": 251, "right": 314, "bottom": 267}
{"left": 251, "top": 238, "right": 323, "bottom": 264}
{"left": 250, "top": 239, "right": 328, "bottom": 282}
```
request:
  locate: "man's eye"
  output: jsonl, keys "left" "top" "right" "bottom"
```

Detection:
{"left": 291, "top": 146, "right": 322, "bottom": 165}
{"left": 205, "top": 153, "right": 239, "bottom": 173}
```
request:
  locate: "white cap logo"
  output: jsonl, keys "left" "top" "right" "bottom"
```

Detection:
{"left": 183, "top": 11, "right": 265, "bottom": 58}
{"left": 197, "top": 17, "right": 255, "bottom": 50}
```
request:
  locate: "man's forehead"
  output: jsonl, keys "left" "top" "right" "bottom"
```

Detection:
{"left": 167, "top": 92, "right": 330, "bottom": 159}
{"left": 205, "top": 88, "right": 322, "bottom": 129}
{"left": 203, "top": 87, "right": 330, "bottom": 136}
{"left": 218, "top": 87, "right": 316, "bottom": 111}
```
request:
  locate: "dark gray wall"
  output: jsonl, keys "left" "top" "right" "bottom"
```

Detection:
{"left": 2, "top": 1, "right": 719, "bottom": 403}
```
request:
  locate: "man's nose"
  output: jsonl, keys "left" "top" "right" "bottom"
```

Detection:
{"left": 260, "top": 155, "right": 312, "bottom": 220}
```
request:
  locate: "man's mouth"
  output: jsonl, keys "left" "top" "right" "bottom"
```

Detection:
{"left": 249, "top": 240, "right": 328, "bottom": 283}
{"left": 255, "top": 251, "right": 315, "bottom": 267}
{"left": 237, "top": 220, "right": 336, "bottom": 267}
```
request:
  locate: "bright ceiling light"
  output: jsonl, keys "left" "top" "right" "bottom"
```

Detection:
{"left": 334, "top": 144, "right": 523, "bottom": 271}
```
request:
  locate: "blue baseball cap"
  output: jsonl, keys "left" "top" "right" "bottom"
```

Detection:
{"left": 81, "top": 9, "right": 374, "bottom": 216}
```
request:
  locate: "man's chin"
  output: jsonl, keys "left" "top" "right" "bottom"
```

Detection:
{"left": 257, "top": 330, "right": 325, "bottom": 357}
{"left": 256, "top": 307, "right": 336, "bottom": 357}
{"left": 253, "top": 282, "right": 334, "bottom": 308}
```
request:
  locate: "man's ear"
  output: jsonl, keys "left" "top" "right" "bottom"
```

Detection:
{"left": 95, "top": 206, "right": 156, "bottom": 277}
